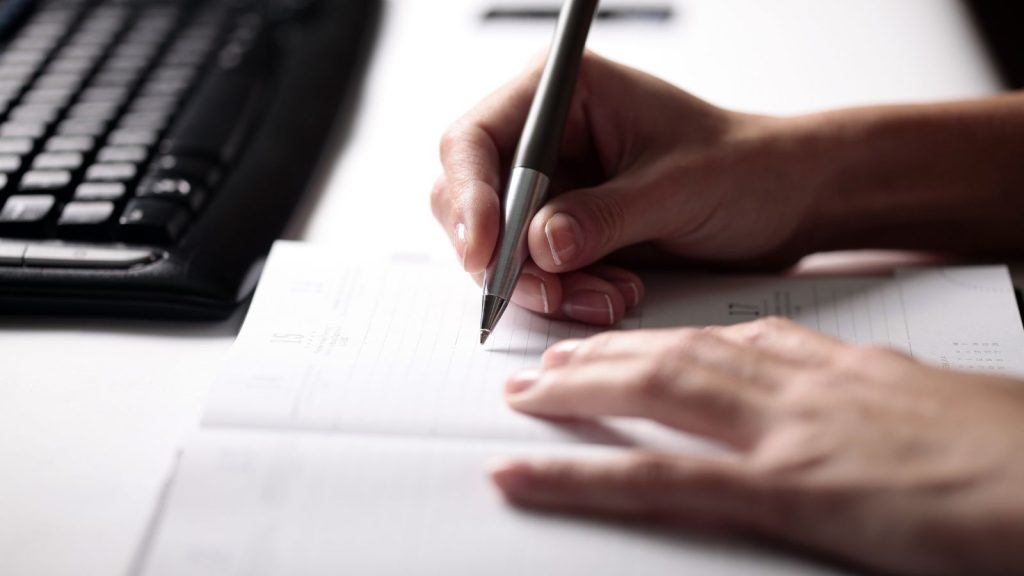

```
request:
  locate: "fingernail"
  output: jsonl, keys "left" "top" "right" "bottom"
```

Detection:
{"left": 455, "top": 222, "right": 469, "bottom": 270}
{"left": 562, "top": 291, "right": 616, "bottom": 325}
{"left": 615, "top": 281, "right": 641, "bottom": 308}
{"left": 519, "top": 271, "right": 551, "bottom": 314}
{"left": 543, "top": 339, "right": 581, "bottom": 368}
{"left": 506, "top": 369, "right": 540, "bottom": 395}
{"left": 544, "top": 213, "right": 583, "bottom": 267}
{"left": 489, "top": 460, "right": 533, "bottom": 495}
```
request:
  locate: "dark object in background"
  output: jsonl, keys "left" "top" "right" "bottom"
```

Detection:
{"left": 483, "top": 5, "right": 672, "bottom": 22}
{"left": 0, "top": 0, "right": 381, "bottom": 318}
{"left": 965, "top": 0, "right": 1024, "bottom": 89}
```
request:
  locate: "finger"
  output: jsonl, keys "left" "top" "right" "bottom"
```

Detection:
{"left": 438, "top": 71, "right": 543, "bottom": 274}
{"left": 433, "top": 175, "right": 501, "bottom": 275}
{"left": 558, "top": 271, "right": 627, "bottom": 326}
{"left": 509, "top": 262, "right": 563, "bottom": 317}
{"left": 587, "top": 265, "right": 645, "bottom": 308}
{"left": 710, "top": 317, "right": 844, "bottom": 366}
{"left": 506, "top": 354, "right": 766, "bottom": 445}
{"left": 527, "top": 178, "right": 675, "bottom": 273}
{"left": 431, "top": 175, "right": 474, "bottom": 271}
{"left": 490, "top": 454, "right": 763, "bottom": 531}
{"left": 472, "top": 266, "right": 630, "bottom": 325}
{"left": 542, "top": 328, "right": 797, "bottom": 391}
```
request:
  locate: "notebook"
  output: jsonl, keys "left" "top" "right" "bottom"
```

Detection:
{"left": 138, "top": 241, "right": 1024, "bottom": 575}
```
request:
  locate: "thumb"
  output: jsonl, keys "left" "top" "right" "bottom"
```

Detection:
{"left": 527, "top": 183, "right": 655, "bottom": 272}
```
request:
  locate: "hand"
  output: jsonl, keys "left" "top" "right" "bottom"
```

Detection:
{"left": 491, "top": 318, "right": 1024, "bottom": 576}
{"left": 432, "top": 53, "right": 827, "bottom": 326}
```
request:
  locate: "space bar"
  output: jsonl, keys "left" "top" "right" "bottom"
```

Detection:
{"left": 0, "top": 242, "right": 161, "bottom": 268}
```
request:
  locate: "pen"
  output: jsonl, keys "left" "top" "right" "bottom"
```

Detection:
{"left": 479, "top": 0, "right": 599, "bottom": 345}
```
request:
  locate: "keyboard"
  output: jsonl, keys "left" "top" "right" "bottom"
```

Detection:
{"left": 0, "top": 0, "right": 380, "bottom": 318}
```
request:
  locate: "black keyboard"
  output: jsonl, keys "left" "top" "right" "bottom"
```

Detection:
{"left": 0, "top": 0, "right": 380, "bottom": 318}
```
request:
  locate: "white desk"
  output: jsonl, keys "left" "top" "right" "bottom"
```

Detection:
{"left": 0, "top": 2, "right": 1003, "bottom": 575}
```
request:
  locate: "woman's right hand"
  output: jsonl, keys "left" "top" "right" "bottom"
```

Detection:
{"left": 431, "top": 52, "right": 828, "bottom": 326}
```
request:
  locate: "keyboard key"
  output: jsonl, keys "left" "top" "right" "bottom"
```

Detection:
{"left": 108, "top": 129, "right": 158, "bottom": 147}
{"left": 94, "top": 68, "right": 141, "bottom": 86}
{"left": 113, "top": 43, "right": 159, "bottom": 61}
{"left": 0, "top": 194, "right": 56, "bottom": 225}
{"left": 1, "top": 51, "right": 47, "bottom": 67}
{"left": 0, "top": 62, "right": 37, "bottom": 80}
{"left": 10, "top": 104, "right": 62, "bottom": 123}
{"left": 151, "top": 68, "right": 196, "bottom": 86}
{"left": 67, "top": 101, "right": 121, "bottom": 120}
{"left": 0, "top": 122, "right": 46, "bottom": 138}
{"left": 45, "top": 135, "right": 94, "bottom": 153}
{"left": 118, "top": 111, "right": 171, "bottom": 131}
{"left": 104, "top": 54, "right": 149, "bottom": 72}
{"left": 137, "top": 177, "right": 207, "bottom": 211}
{"left": 79, "top": 86, "right": 129, "bottom": 104}
{"left": 74, "top": 182, "right": 126, "bottom": 201}
{"left": 0, "top": 155, "right": 22, "bottom": 173}
{"left": 0, "top": 138, "right": 33, "bottom": 155}
{"left": 49, "top": 57, "right": 95, "bottom": 75}
{"left": 20, "top": 170, "right": 72, "bottom": 193}
{"left": 0, "top": 241, "right": 26, "bottom": 265}
{"left": 141, "top": 79, "right": 190, "bottom": 98}
{"left": 23, "top": 87, "right": 75, "bottom": 106}
{"left": 58, "top": 201, "right": 116, "bottom": 225}
{"left": 86, "top": 163, "right": 137, "bottom": 182}
{"left": 35, "top": 73, "right": 84, "bottom": 92}
{"left": 33, "top": 152, "right": 83, "bottom": 171}
{"left": 119, "top": 198, "right": 190, "bottom": 244}
{"left": 97, "top": 146, "right": 147, "bottom": 164}
{"left": 57, "top": 201, "right": 118, "bottom": 239}
{"left": 57, "top": 118, "right": 107, "bottom": 137}
{"left": 23, "top": 244, "right": 159, "bottom": 268}
{"left": 129, "top": 95, "right": 179, "bottom": 115}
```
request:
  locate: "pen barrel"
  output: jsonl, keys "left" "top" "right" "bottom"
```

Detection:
{"left": 512, "top": 0, "right": 599, "bottom": 175}
{"left": 483, "top": 167, "right": 550, "bottom": 300}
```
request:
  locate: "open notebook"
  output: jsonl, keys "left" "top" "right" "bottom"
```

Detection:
{"left": 139, "top": 241, "right": 1024, "bottom": 575}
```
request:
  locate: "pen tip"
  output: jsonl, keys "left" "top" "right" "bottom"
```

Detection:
{"left": 479, "top": 295, "right": 509, "bottom": 346}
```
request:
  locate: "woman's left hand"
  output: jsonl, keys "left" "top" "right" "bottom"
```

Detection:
{"left": 491, "top": 318, "right": 1024, "bottom": 576}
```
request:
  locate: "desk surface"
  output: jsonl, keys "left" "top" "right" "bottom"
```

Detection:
{"left": 0, "top": 2, "right": 1004, "bottom": 575}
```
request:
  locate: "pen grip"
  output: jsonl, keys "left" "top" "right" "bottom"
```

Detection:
{"left": 512, "top": 0, "right": 599, "bottom": 175}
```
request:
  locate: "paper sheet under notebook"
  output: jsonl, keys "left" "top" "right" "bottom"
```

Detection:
{"left": 140, "top": 241, "right": 1024, "bottom": 576}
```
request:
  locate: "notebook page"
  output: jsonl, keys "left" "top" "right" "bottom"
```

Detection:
{"left": 204, "top": 241, "right": 1024, "bottom": 445}
{"left": 141, "top": 430, "right": 856, "bottom": 576}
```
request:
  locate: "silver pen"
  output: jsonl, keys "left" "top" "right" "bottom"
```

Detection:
{"left": 479, "top": 0, "right": 599, "bottom": 345}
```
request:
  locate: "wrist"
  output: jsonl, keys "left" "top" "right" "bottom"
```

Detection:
{"left": 795, "top": 96, "right": 1024, "bottom": 254}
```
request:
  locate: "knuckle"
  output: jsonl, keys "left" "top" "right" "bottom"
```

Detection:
{"left": 623, "top": 455, "right": 680, "bottom": 489}
{"left": 535, "top": 369, "right": 564, "bottom": 392}
{"left": 630, "top": 356, "right": 679, "bottom": 401}
{"left": 631, "top": 360, "right": 674, "bottom": 401}
{"left": 666, "top": 328, "right": 706, "bottom": 356}
{"left": 573, "top": 332, "right": 617, "bottom": 363}
{"left": 429, "top": 178, "right": 446, "bottom": 219}
{"left": 749, "top": 316, "right": 794, "bottom": 341}
{"left": 580, "top": 191, "right": 627, "bottom": 250}
{"left": 439, "top": 122, "right": 466, "bottom": 160}
{"left": 721, "top": 316, "right": 799, "bottom": 349}
{"left": 757, "top": 316, "right": 795, "bottom": 332}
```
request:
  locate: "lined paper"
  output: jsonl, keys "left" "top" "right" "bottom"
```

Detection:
{"left": 141, "top": 242, "right": 1024, "bottom": 576}
{"left": 205, "top": 242, "right": 1024, "bottom": 446}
